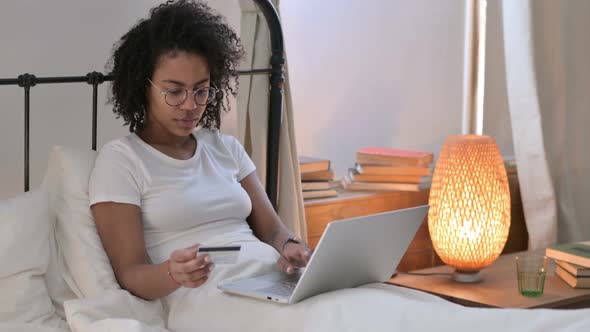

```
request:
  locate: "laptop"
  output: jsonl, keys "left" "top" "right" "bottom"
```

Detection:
{"left": 218, "top": 205, "right": 428, "bottom": 304}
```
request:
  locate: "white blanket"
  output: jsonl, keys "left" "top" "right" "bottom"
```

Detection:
{"left": 0, "top": 323, "right": 68, "bottom": 332}
{"left": 60, "top": 283, "right": 590, "bottom": 332}
{"left": 59, "top": 241, "right": 590, "bottom": 332}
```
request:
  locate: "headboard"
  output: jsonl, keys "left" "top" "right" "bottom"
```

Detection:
{"left": 0, "top": 0, "right": 284, "bottom": 210}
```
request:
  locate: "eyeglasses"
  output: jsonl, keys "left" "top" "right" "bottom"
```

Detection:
{"left": 147, "top": 78, "right": 218, "bottom": 107}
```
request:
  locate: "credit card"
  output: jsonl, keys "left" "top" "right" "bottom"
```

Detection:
{"left": 198, "top": 245, "right": 241, "bottom": 265}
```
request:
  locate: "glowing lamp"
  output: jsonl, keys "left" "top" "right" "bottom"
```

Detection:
{"left": 428, "top": 135, "right": 511, "bottom": 282}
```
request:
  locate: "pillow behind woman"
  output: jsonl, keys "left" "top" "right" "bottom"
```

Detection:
{"left": 0, "top": 189, "right": 67, "bottom": 329}
{"left": 41, "top": 146, "right": 166, "bottom": 321}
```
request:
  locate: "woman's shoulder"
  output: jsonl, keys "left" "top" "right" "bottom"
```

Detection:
{"left": 196, "top": 128, "right": 238, "bottom": 145}
{"left": 196, "top": 128, "right": 239, "bottom": 146}
{"left": 97, "top": 134, "right": 138, "bottom": 160}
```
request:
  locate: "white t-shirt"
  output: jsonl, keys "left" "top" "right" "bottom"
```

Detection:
{"left": 89, "top": 128, "right": 258, "bottom": 263}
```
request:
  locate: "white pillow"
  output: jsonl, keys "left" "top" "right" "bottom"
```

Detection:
{"left": 44, "top": 146, "right": 165, "bottom": 317}
{"left": 44, "top": 146, "right": 120, "bottom": 298}
{"left": 41, "top": 149, "right": 87, "bottom": 318}
{"left": 0, "top": 189, "right": 66, "bottom": 328}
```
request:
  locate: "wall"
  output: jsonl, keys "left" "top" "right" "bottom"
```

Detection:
{"left": 0, "top": 0, "right": 519, "bottom": 199}
{"left": 0, "top": 0, "right": 240, "bottom": 199}
{"left": 280, "top": 0, "right": 466, "bottom": 178}
{"left": 280, "top": 0, "right": 516, "bottom": 177}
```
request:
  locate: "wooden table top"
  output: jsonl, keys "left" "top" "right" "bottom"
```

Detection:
{"left": 388, "top": 251, "right": 590, "bottom": 308}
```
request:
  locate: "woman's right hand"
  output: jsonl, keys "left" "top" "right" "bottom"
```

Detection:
{"left": 168, "top": 244, "right": 215, "bottom": 288}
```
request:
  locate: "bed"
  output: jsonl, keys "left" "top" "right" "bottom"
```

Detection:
{"left": 2, "top": 1, "right": 590, "bottom": 331}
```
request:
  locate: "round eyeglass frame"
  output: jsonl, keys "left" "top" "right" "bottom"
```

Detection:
{"left": 148, "top": 78, "right": 219, "bottom": 107}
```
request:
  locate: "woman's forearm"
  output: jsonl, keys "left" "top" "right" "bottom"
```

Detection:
{"left": 240, "top": 172, "right": 297, "bottom": 254}
{"left": 92, "top": 202, "right": 180, "bottom": 301}
{"left": 117, "top": 261, "right": 180, "bottom": 301}
{"left": 247, "top": 210, "right": 295, "bottom": 254}
{"left": 266, "top": 223, "right": 295, "bottom": 253}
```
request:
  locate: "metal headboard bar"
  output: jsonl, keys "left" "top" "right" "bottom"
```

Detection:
{"left": 254, "top": 0, "right": 285, "bottom": 210}
{"left": 0, "top": 69, "right": 270, "bottom": 86}
{"left": 23, "top": 80, "right": 31, "bottom": 192}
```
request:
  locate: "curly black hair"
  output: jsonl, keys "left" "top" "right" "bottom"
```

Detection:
{"left": 108, "top": 0, "right": 244, "bottom": 132}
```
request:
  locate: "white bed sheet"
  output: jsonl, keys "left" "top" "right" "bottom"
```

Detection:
{"left": 59, "top": 240, "right": 590, "bottom": 332}
{"left": 0, "top": 323, "right": 68, "bottom": 332}
{"left": 60, "top": 282, "right": 590, "bottom": 332}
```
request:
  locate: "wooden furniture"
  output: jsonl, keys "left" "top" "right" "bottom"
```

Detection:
{"left": 304, "top": 189, "right": 435, "bottom": 272}
{"left": 304, "top": 172, "right": 527, "bottom": 272}
{"left": 388, "top": 252, "right": 590, "bottom": 309}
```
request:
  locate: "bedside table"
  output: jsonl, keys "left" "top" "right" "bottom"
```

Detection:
{"left": 387, "top": 252, "right": 590, "bottom": 308}
{"left": 304, "top": 189, "right": 436, "bottom": 272}
{"left": 304, "top": 171, "right": 528, "bottom": 272}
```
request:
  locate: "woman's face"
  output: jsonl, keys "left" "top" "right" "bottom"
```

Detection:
{"left": 146, "top": 51, "right": 211, "bottom": 137}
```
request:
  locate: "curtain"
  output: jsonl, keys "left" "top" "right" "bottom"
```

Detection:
{"left": 238, "top": 0, "right": 307, "bottom": 239}
{"left": 501, "top": 0, "right": 590, "bottom": 248}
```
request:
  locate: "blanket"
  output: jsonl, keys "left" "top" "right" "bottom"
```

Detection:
{"left": 59, "top": 241, "right": 590, "bottom": 332}
{"left": 60, "top": 283, "right": 590, "bottom": 332}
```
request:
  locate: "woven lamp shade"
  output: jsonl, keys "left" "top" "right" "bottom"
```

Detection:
{"left": 428, "top": 135, "right": 510, "bottom": 281}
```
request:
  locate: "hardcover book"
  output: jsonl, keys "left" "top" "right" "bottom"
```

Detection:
{"left": 348, "top": 168, "right": 430, "bottom": 184}
{"left": 301, "top": 181, "right": 332, "bottom": 191}
{"left": 302, "top": 189, "right": 338, "bottom": 200}
{"left": 356, "top": 147, "right": 434, "bottom": 167}
{"left": 299, "top": 156, "right": 331, "bottom": 174}
{"left": 545, "top": 241, "right": 590, "bottom": 268}
{"left": 555, "top": 265, "right": 590, "bottom": 288}
{"left": 341, "top": 175, "right": 428, "bottom": 192}
{"left": 300, "top": 169, "right": 334, "bottom": 182}
{"left": 355, "top": 163, "right": 431, "bottom": 176}
{"left": 554, "top": 259, "right": 590, "bottom": 277}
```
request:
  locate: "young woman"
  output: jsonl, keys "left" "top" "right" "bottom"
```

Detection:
{"left": 89, "top": 0, "right": 309, "bottom": 302}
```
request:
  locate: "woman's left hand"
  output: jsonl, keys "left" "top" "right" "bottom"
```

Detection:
{"left": 277, "top": 240, "right": 311, "bottom": 274}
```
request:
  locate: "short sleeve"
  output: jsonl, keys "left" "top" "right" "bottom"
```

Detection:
{"left": 89, "top": 142, "right": 143, "bottom": 207}
{"left": 221, "top": 134, "right": 256, "bottom": 181}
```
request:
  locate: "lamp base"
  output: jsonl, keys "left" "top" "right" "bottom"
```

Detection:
{"left": 453, "top": 270, "right": 481, "bottom": 283}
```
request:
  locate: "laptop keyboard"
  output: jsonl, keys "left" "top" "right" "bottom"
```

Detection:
{"left": 257, "top": 279, "right": 298, "bottom": 297}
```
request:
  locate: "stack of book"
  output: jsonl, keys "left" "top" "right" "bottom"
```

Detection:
{"left": 546, "top": 241, "right": 590, "bottom": 288}
{"left": 342, "top": 147, "right": 433, "bottom": 192}
{"left": 299, "top": 156, "right": 338, "bottom": 199}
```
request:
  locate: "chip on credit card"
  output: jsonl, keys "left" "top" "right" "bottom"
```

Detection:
{"left": 198, "top": 245, "right": 241, "bottom": 265}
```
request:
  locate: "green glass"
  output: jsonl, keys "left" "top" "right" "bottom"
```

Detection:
{"left": 516, "top": 255, "right": 548, "bottom": 297}
{"left": 517, "top": 271, "right": 547, "bottom": 297}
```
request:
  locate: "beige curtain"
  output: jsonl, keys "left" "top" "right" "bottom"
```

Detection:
{"left": 238, "top": 0, "right": 307, "bottom": 239}
{"left": 501, "top": 0, "right": 590, "bottom": 247}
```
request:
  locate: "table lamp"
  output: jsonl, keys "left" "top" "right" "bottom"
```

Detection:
{"left": 428, "top": 134, "right": 511, "bottom": 282}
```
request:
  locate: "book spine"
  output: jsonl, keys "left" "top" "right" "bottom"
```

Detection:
{"left": 356, "top": 164, "right": 431, "bottom": 176}
{"left": 356, "top": 153, "right": 429, "bottom": 167}
{"left": 555, "top": 265, "right": 577, "bottom": 288}
{"left": 555, "top": 260, "right": 578, "bottom": 277}
{"left": 555, "top": 265, "right": 590, "bottom": 288}
{"left": 555, "top": 259, "right": 590, "bottom": 278}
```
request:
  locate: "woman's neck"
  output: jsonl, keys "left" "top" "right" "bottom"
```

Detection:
{"left": 138, "top": 124, "right": 194, "bottom": 149}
